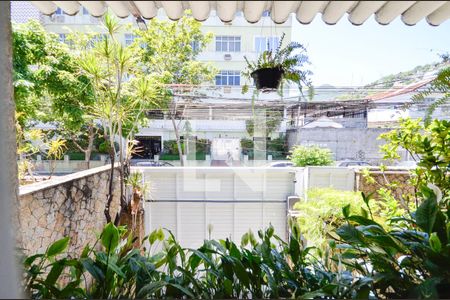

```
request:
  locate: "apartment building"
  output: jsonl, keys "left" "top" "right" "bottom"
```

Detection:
{"left": 14, "top": 3, "right": 296, "bottom": 159}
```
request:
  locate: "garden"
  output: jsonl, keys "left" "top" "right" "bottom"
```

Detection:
{"left": 22, "top": 118, "right": 450, "bottom": 299}
{"left": 10, "top": 5, "right": 450, "bottom": 300}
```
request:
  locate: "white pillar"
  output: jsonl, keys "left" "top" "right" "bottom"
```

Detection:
{"left": 0, "top": 1, "right": 21, "bottom": 297}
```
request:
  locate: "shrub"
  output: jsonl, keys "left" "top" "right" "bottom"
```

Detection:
{"left": 294, "top": 188, "right": 372, "bottom": 248}
{"left": 289, "top": 145, "right": 333, "bottom": 166}
{"left": 379, "top": 118, "right": 450, "bottom": 204}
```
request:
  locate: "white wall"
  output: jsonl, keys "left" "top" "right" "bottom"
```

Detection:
{"left": 138, "top": 167, "right": 296, "bottom": 248}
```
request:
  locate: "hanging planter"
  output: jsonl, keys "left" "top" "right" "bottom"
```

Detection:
{"left": 242, "top": 33, "right": 312, "bottom": 95}
{"left": 251, "top": 67, "right": 284, "bottom": 91}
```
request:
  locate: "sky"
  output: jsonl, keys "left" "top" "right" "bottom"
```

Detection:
{"left": 291, "top": 15, "right": 450, "bottom": 87}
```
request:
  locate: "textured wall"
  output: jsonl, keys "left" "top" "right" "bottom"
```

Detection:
{"left": 355, "top": 170, "right": 415, "bottom": 200}
{"left": 18, "top": 165, "right": 121, "bottom": 256}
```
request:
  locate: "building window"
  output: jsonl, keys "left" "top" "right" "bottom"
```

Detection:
{"left": 88, "top": 34, "right": 107, "bottom": 47}
{"left": 124, "top": 33, "right": 135, "bottom": 46}
{"left": 55, "top": 8, "right": 63, "bottom": 15}
{"left": 215, "top": 36, "right": 241, "bottom": 52}
{"left": 58, "top": 33, "right": 66, "bottom": 43}
{"left": 255, "top": 36, "right": 280, "bottom": 53}
{"left": 215, "top": 70, "right": 240, "bottom": 86}
{"left": 190, "top": 41, "right": 201, "bottom": 52}
{"left": 262, "top": 11, "right": 270, "bottom": 17}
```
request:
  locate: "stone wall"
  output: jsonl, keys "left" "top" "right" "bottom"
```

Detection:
{"left": 18, "top": 165, "right": 121, "bottom": 256}
{"left": 355, "top": 170, "right": 415, "bottom": 200}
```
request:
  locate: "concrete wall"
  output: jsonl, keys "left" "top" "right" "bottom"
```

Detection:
{"left": 303, "top": 117, "right": 367, "bottom": 128}
{"left": 18, "top": 165, "right": 120, "bottom": 256}
{"left": 287, "top": 128, "right": 407, "bottom": 163}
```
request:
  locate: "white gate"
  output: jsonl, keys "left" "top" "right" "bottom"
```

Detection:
{"left": 211, "top": 138, "right": 241, "bottom": 160}
{"left": 138, "top": 167, "right": 296, "bottom": 248}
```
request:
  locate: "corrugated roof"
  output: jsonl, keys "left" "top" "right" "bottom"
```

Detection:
{"left": 367, "top": 77, "right": 435, "bottom": 101}
{"left": 30, "top": 1, "right": 450, "bottom": 26}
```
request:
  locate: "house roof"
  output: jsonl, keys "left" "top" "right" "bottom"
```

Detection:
{"left": 366, "top": 77, "right": 435, "bottom": 101}
{"left": 302, "top": 117, "right": 344, "bottom": 128}
{"left": 30, "top": 1, "right": 450, "bottom": 26}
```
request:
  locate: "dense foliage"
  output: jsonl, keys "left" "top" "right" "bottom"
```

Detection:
{"left": 379, "top": 118, "right": 450, "bottom": 204}
{"left": 289, "top": 145, "right": 334, "bottom": 167}
{"left": 23, "top": 184, "right": 450, "bottom": 299}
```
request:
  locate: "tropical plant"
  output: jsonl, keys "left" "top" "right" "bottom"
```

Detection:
{"left": 379, "top": 118, "right": 450, "bottom": 204}
{"left": 23, "top": 221, "right": 373, "bottom": 299}
{"left": 289, "top": 145, "right": 334, "bottom": 167}
{"left": 76, "top": 13, "right": 167, "bottom": 223}
{"left": 132, "top": 12, "right": 217, "bottom": 166}
{"left": 411, "top": 57, "right": 449, "bottom": 125}
{"left": 242, "top": 32, "right": 312, "bottom": 95}
{"left": 333, "top": 185, "right": 450, "bottom": 299}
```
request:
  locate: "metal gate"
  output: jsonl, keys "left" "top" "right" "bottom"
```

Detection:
{"left": 138, "top": 167, "right": 296, "bottom": 248}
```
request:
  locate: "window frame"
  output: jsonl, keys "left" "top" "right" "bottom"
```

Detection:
{"left": 215, "top": 70, "right": 241, "bottom": 86}
{"left": 215, "top": 36, "right": 241, "bottom": 52}
{"left": 254, "top": 36, "right": 280, "bottom": 53}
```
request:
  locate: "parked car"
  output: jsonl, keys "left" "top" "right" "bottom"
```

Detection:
{"left": 135, "top": 161, "right": 174, "bottom": 167}
{"left": 266, "top": 162, "right": 294, "bottom": 167}
{"left": 394, "top": 160, "right": 418, "bottom": 168}
{"left": 336, "top": 160, "right": 372, "bottom": 167}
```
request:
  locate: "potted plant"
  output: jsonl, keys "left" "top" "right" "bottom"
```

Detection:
{"left": 242, "top": 33, "right": 312, "bottom": 94}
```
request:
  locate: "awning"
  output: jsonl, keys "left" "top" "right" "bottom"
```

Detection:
{"left": 30, "top": 1, "right": 450, "bottom": 26}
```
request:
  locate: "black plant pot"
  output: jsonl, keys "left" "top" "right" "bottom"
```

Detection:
{"left": 251, "top": 67, "right": 284, "bottom": 92}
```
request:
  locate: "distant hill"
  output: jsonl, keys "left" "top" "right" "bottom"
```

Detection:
{"left": 334, "top": 61, "right": 447, "bottom": 101}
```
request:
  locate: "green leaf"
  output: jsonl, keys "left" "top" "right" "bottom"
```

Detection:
{"left": 137, "top": 281, "right": 167, "bottom": 298}
{"left": 46, "top": 237, "right": 70, "bottom": 257}
{"left": 232, "top": 259, "right": 250, "bottom": 287}
{"left": 80, "top": 244, "right": 90, "bottom": 258}
{"left": 101, "top": 222, "right": 119, "bottom": 253}
{"left": 347, "top": 215, "right": 382, "bottom": 227}
{"left": 168, "top": 283, "right": 195, "bottom": 298}
{"left": 45, "top": 260, "right": 66, "bottom": 286}
{"left": 342, "top": 204, "right": 351, "bottom": 219}
{"left": 148, "top": 229, "right": 159, "bottom": 245}
{"left": 24, "top": 254, "right": 44, "bottom": 266}
{"left": 429, "top": 232, "right": 442, "bottom": 252}
{"left": 336, "top": 224, "right": 365, "bottom": 244}
{"left": 80, "top": 258, "right": 104, "bottom": 281}
{"left": 415, "top": 194, "right": 438, "bottom": 233}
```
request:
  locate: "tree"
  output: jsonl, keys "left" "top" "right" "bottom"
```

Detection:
{"left": 12, "top": 20, "right": 96, "bottom": 162}
{"left": 132, "top": 13, "right": 217, "bottom": 165}
{"left": 77, "top": 13, "right": 167, "bottom": 223}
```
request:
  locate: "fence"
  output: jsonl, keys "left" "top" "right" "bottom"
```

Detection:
{"left": 135, "top": 166, "right": 413, "bottom": 247}
{"left": 139, "top": 167, "right": 296, "bottom": 248}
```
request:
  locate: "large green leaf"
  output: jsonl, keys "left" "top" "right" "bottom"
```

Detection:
{"left": 415, "top": 194, "right": 438, "bottom": 233}
{"left": 80, "top": 258, "right": 104, "bottom": 282}
{"left": 137, "top": 281, "right": 167, "bottom": 298}
{"left": 336, "top": 224, "right": 365, "bottom": 244}
{"left": 45, "top": 260, "right": 66, "bottom": 286}
{"left": 46, "top": 237, "right": 70, "bottom": 257}
{"left": 101, "top": 222, "right": 119, "bottom": 253}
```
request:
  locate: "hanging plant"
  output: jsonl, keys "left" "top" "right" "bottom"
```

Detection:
{"left": 242, "top": 33, "right": 312, "bottom": 95}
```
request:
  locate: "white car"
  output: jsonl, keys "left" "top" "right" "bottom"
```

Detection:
{"left": 266, "top": 162, "right": 294, "bottom": 167}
